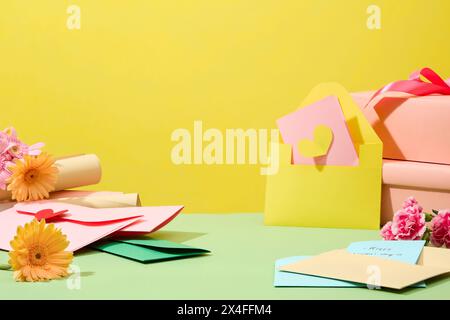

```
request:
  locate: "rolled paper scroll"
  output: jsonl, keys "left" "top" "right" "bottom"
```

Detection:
{"left": 50, "top": 191, "right": 141, "bottom": 208}
{"left": 53, "top": 154, "right": 102, "bottom": 191}
{"left": 0, "top": 191, "right": 140, "bottom": 212}
{"left": 0, "top": 154, "right": 102, "bottom": 201}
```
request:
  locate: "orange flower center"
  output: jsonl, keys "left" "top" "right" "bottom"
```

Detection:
{"left": 28, "top": 245, "right": 47, "bottom": 266}
{"left": 24, "top": 169, "right": 39, "bottom": 183}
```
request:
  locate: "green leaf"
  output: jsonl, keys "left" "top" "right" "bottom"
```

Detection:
{"left": 432, "top": 209, "right": 439, "bottom": 215}
{"left": 425, "top": 212, "right": 434, "bottom": 222}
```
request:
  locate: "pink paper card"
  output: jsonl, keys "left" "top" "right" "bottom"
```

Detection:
{"left": 277, "top": 95, "right": 358, "bottom": 166}
{"left": 0, "top": 201, "right": 184, "bottom": 251}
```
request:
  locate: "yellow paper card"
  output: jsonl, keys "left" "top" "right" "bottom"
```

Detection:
{"left": 264, "top": 83, "right": 383, "bottom": 229}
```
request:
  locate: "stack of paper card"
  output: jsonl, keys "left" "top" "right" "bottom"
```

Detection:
{"left": 0, "top": 151, "right": 211, "bottom": 264}
{"left": 275, "top": 241, "right": 450, "bottom": 290}
{"left": 0, "top": 192, "right": 211, "bottom": 263}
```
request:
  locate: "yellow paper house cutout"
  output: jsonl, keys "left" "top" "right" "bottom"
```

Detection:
{"left": 264, "top": 83, "right": 383, "bottom": 229}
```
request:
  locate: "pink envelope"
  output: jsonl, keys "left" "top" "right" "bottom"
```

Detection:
{"left": 0, "top": 202, "right": 184, "bottom": 251}
{"left": 277, "top": 95, "right": 358, "bottom": 166}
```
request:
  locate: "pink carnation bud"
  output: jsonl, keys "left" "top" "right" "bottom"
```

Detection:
{"left": 402, "top": 196, "right": 423, "bottom": 212}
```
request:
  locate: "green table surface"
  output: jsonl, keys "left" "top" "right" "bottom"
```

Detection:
{"left": 0, "top": 213, "right": 449, "bottom": 300}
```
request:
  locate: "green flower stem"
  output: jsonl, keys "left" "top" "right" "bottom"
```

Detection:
{"left": 422, "top": 228, "right": 432, "bottom": 245}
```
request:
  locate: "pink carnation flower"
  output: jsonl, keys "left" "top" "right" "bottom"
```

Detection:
{"left": 402, "top": 196, "right": 422, "bottom": 212}
{"left": 0, "top": 127, "right": 44, "bottom": 190}
{"left": 391, "top": 209, "right": 426, "bottom": 240}
{"left": 0, "top": 132, "right": 9, "bottom": 154}
{"left": 0, "top": 154, "right": 14, "bottom": 190}
{"left": 380, "top": 197, "right": 426, "bottom": 241}
{"left": 430, "top": 210, "right": 450, "bottom": 248}
{"left": 380, "top": 221, "right": 395, "bottom": 240}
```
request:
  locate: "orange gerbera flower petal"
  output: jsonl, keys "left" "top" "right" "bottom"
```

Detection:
{"left": 6, "top": 153, "right": 58, "bottom": 202}
{"left": 8, "top": 219, "right": 73, "bottom": 282}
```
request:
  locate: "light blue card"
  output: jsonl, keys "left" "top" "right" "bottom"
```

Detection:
{"left": 347, "top": 240, "right": 426, "bottom": 264}
{"left": 274, "top": 240, "right": 426, "bottom": 288}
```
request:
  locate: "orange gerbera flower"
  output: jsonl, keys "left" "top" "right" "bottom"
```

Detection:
{"left": 7, "top": 153, "right": 58, "bottom": 202}
{"left": 9, "top": 219, "right": 73, "bottom": 282}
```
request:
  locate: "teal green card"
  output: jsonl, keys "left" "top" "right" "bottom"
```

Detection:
{"left": 91, "top": 238, "right": 210, "bottom": 263}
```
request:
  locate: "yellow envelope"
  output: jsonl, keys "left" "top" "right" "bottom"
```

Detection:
{"left": 279, "top": 247, "right": 450, "bottom": 290}
{"left": 264, "top": 83, "right": 383, "bottom": 229}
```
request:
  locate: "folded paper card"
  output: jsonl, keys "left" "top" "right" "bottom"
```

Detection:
{"left": 265, "top": 83, "right": 383, "bottom": 229}
{"left": 417, "top": 246, "right": 450, "bottom": 267}
{"left": 0, "top": 201, "right": 183, "bottom": 251}
{"left": 277, "top": 95, "right": 358, "bottom": 166}
{"left": 92, "top": 238, "right": 210, "bottom": 263}
{"left": 275, "top": 240, "right": 426, "bottom": 287}
{"left": 347, "top": 240, "right": 425, "bottom": 263}
{"left": 279, "top": 246, "right": 450, "bottom": 290}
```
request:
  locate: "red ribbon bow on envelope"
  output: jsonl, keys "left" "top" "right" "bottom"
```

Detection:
{"left": 16, "top": 207, "right": 142, "bottom": 226}
{"left": 17, "top": 208, "right": 69, "bottom": 222}
{"left": 366, "top": 67, "right": 450, "bottom": 110}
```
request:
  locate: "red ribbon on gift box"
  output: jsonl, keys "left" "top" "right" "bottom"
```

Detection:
{"left": 365, "top": 67, "right": 450, "bottom": 110}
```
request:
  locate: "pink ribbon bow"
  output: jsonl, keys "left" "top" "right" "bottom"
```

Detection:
{"left": 366, "top": 67, "right": 450, "bottom": 110}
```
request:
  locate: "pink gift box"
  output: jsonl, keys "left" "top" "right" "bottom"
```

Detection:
{"left": 352, "top": 92, "right": 450, "bottom": 165}
{"left": 381, "top": 159, "right": 450, "bottom": 224}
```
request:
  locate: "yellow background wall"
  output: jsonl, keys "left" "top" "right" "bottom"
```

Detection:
{"left": 1, "top": 1, "right": 449, "bottom": 212}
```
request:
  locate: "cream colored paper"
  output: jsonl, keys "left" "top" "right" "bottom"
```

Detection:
{"left": 54, "top": 154, "right": 101, "bottom": 191}
{"left": 417, "top": 246, "right": 450, "bottom": 268}
{"left": 52, "top": 192, "right": 141, "bottom": 208}
{"left": 0, "top": 154, "right": 101, "bottom": 201}
{"left": 279, "top": 248, "right": 450, "bottom": 290}
{"left": 0, "top": 191, "right": 140, "bottom": 211}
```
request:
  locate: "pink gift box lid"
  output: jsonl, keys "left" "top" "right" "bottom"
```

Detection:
{"left": 383, "top": 159, "right": 450, "bottom": 191}
{"left": 352, "top": 91, "right": 450, "bottom": 165}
